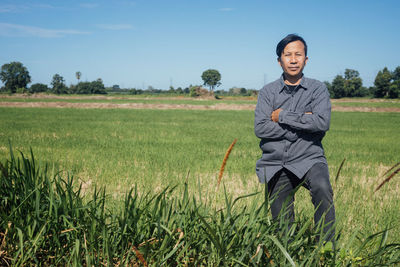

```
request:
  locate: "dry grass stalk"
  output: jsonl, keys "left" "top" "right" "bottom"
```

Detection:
{"left": 382, "top": 161, "right": 400, "bottom": 177}
{"left": 0, "top": 222, "right": 11, "bottom": 254}
{"left": 375, "top": 164, "right": 400, "bottom": 192}
{"left": 0, "top": 233, "right": 7, "bottom": 258}
{"left": 0, "top": 222, "right": 11, "bottom": 266}
{"left": 250, "top": 244, "right": 274, "bottom": 265}
{"left": 264, "top": 247, "right": 274, "bottom": 265}
{"left": 249, "top": 245, "right": 262, "bottom": 262}
{"left": 138, "top": 237, "right": 158, "bottom": 247}
{"left": 335, "top": 158, "right": 346, "bottom": 183}
{"left": 173, "top": 228, "right": 184, "bottom": 250}
{"left": 44, "top": 228, "right": 75, "bottom": 238}
{"left": 131, "top": 245, "right": 148, "bottom": 267}
{"left": 60, "top": 228, "right": 75, "bottom": 234}
{"left": 217, "top": 138, "right": 237, "bottom": 187}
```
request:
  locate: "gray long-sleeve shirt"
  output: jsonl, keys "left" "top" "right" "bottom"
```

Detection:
{"left": 254, "top": 74, "right": 331, "bottom": 183}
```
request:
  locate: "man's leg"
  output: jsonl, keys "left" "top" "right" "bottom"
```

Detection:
{"left": 303, "top": 162, "right": 336, "bottom": 242}
{"left": 267, "top": 169, "right": 299, "bottom": 225}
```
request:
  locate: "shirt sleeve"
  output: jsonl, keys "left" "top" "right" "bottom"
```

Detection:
{"left": 254, "top": 88, "right": 298, "bottom": 141}
{"left": 278, "top": 84, "right": 331, "bottom": 133}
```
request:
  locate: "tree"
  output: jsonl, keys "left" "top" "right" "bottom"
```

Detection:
{"left": 239, "top": 87, "right": 247, "bottom": 95}
{"left": 0, "top": 62, "right": 31, "bottom": 93}
{"left": 388, "top": 66, "right": 400, "bottom": 98}
{"left": 372, "top": 66, "right": 400, "bottom": 98}
{"left": 176, "top": 87, "right": 183, "bottom": 94}
{"left": 374, "top": 67, "right": 392, "bottom": 98}
{"left": 51, "top": 74, "right": 68, "bottom": 94}
{"left": 29, "top": 83, "right": 49, "bottom": 93}
{"left": 75, "top": 82, "right": 90, "bottom": 94}
{"left": 329, "top": 69, "right": 366, "bottom": 98}
{"left": 75, "top": 71, "right": 81, "bottom": 83}
{"left": 392, "top": 66, "right": 400, "bottom": 81}
{"left": 129, "top": 88, "right": 143, "bottom": 95}
{"left": 201, "top": 69, "right": 221, "bottom": 94}
{"left": 390, "top": 66, "right": 400, "bottom": 98}
{"left": 324, "top": 81, "right": 332, "bottom": 97}
{"left": 91, "top": 79, "right": 106, "bottom": 94}
{"left": 229, "top": 87, "right": 246, "bottom": 95}
{"left": 343, "top": 69, "right": 364, "bottom": 97}
{"left": 75, "top": 79, "right": 106, "bottom": 94}
{"left": 344, "top": 69, "right": 359, "bottom": 80}
{"left": 388, "top": 82, "right": 400, "bottom": 98}
{"left": 330, "top": 75, "right": 346, "bottom": 98}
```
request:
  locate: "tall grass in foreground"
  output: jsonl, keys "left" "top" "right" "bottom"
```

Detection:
{"left": 1, "top": 150, "right": 400, "bottom": 266}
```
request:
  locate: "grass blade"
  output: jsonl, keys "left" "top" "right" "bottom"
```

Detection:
{"left": 267, "top": 235, "right": 297, "bottom": 267}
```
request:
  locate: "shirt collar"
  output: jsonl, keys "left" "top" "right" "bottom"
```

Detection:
{"left": 278, "top": 73, "right": 309, "bottom": 93}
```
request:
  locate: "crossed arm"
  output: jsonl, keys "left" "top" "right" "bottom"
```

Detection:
{"left": 254, "top": 89, "right": 298, "bottom": 141}
{"left": 276, "top": 87, "right": 331, "bottom": 133}
{"left": 254, "top": 85, "right": 331, "bottom": 141}
{"left": 271, "top": 108, "right": 312, "bottom": 122}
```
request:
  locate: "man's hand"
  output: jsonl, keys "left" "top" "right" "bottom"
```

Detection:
{"left": 271, "top": 108, "right": 282, "bottom": 122}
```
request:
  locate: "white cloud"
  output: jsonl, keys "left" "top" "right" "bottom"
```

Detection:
{"left": 33, "top": 4, "right": 55, "bottom": 9}
{"left": 219, "top": 7, "right": 234, "bottom": 12}
{"left": 96, "top": 24, "right": 134, "bottom": 30}
{"left": 0, "top": 4, "right": 28, "bottom": 13}
{"left": 80, "top": 3, "right": 99, "bottom": 9}
{"left": 0, "top": 23, "right": 90, "bottom": 38}
{"left": 0, "top": 3, "right": 54, "bottom": 13}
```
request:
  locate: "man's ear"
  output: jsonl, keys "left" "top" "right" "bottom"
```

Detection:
{"left": 304, "top": 56, "right": 309, "bottom": 66}
{"left": 277, "top": 57, "right": 282, "bottom": 67}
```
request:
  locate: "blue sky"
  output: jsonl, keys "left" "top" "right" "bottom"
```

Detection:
{"left": 1, "top": 0, "right": 399, "bottom": 90}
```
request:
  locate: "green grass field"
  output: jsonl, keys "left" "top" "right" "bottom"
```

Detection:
{"left": 0, "top": 102, "right": 399, "bottom": 248}
{"left": 331, "top": 100, "right": 400, "bottom": 108}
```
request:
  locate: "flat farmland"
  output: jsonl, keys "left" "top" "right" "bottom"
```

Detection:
{"left": 1, "top": 94, "right": 400, "bottom": 111}
{"left": 0, "top": 96, "right": 399, "bottom": 246}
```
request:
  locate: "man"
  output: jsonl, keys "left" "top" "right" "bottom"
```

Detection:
{"left": 254, "top": 34, "right": 335, "bottom": 242}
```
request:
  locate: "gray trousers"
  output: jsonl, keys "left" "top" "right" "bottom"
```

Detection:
{"left": 267, "top": 162, "right": 335, "bottom": 242}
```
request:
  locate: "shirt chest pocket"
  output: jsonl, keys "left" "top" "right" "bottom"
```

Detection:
{"left": 295, "top": 100, "right": 313, "bottom": 113}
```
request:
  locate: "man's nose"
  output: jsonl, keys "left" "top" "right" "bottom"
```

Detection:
{"left": 290, "top": 56, "right": 297, "bottom": 63}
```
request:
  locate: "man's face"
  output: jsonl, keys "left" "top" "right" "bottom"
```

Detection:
{"left": 278, "top": 40, "right": 308, "bottom": 80}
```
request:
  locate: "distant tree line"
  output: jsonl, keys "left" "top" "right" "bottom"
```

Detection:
{"left": 0, "top": 62, "right": 106, "bottom": 94}
{"left": 106, "top": 85, "right": 257, "bottom": 97}
{"left": 1, "top": 62, "right": 399, "bottom": 98}
{"left": 108, "top": 85, "right": 192, "bottom": 95}
{"left": 325, "top": 67, "right": 400, "bottom": 98}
